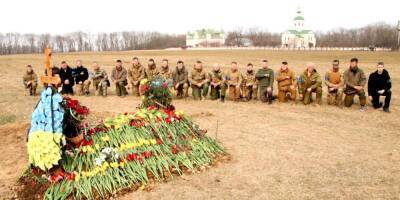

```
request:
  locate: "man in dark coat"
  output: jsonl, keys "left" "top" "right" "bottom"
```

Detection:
{"left": 59, "top": 61, "right": 74, "bottom": 95}
{"left": 74, "top": 60, "right": 90, "bottom": 95}
{"left": 368, "top": 62, "right": 392, "bottom": 113}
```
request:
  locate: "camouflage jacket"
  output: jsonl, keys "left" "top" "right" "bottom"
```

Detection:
{"left": 189, "top": 69, "right": 209, "bottom": 85}
{"left": 298, "top": 69, "right": 322, "bottom": 94}
{"left": 128, "top": 63, "right": 145, "bottom": 84}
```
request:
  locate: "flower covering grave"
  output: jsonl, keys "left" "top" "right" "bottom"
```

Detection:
{"left": 22, "top": 75, "right": 227, "bottom": 200}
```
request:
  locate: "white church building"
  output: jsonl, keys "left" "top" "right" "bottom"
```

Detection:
{"left": 281, "top": 9, "right": 316, "bottom": 48}
{"left": 186, "top": 29, "right": 226, "bottom": 48}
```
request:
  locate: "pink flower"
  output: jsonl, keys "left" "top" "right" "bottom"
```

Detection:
{"left": 162, "top": 82, "right": 168, "bottom": 88}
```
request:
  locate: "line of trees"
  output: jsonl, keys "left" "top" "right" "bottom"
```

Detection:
{"left": 0, "top": 22, "right": 398, "bottom": 55}
{"left": 225, "top": 22, "right": 398, "bottom": 49}
{"left": 0, "top": 31, "right": 185, "bottom": 55}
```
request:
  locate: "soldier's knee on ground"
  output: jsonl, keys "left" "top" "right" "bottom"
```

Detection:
{"left": 344, "top": 95, "right": 354, "bottom": 107}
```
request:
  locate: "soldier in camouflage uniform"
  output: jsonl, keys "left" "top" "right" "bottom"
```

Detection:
{"left": 343, "top": 58, "right": 367, "bottom": 111}
{"left": 111, "top": 60, "right": 128, "bottom": 97}
{"left": 276, "top": 61, "right": 297, "bottom": 102}
{"left": 159, "top": 59, "right": 173, "bottom": 88}
{"left": 298, "top": 63, "right": 322, "bottom": 105}
{"left": 189, "top": 60, "right": 209, "bottom": 100}
{"left": 145, "top": 58, "right": 159, "bottom": 81}
{"left": 255, "top": 60, "right": 274, "bottom": 104}
{"left": 209, "top": 63, "right": 226, "bottom": 102}
{"left": 325, "top": 60, "right": 344, "bottom": 107}
{"left": 91, "top": 62, "right": 109, "bottom": 97}
{"left": 128, "top": 57, "right": 145, "bottom": 96}
{"left": 226, "top": 61, "right": 242, "bottom": 101}
{"left": 241, "top": 63, "right": 258, "bottom": 101}
{"left": 22, "top": 65, "right": 38, "bottom": 96}
{"left": 172, "top": 60, "right": 189, "bottom": 98}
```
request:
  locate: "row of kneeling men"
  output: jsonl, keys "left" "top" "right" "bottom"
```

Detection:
{"left": 23, "top": 57, "right": 392, "bottom": 112}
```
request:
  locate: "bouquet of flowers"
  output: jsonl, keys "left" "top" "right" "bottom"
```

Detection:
{"left": 140, "top": 76, "right": 172, "bottom": 109}
{"left": 62, "top": 97, "right": 89, "bottom": 139}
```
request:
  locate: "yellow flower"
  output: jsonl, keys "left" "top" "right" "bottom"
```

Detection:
{"left": 139, "top": 183, "right": 146, "bottom": 190}
{"left": 110, "top": 162, "right": 119, "bottom": 168}
{"left": 74, "top": 172, "right": 80, "bottom": 181}
{"left": 150, "top": 139, "right": 157, "bottom": 145}
{"left": 101, "top": 135, "right": 110, "bottom": 142}
{"left": 175, "top": 110, "right": 184, "bottom": 116}
{"left": 140, "top": 78, "right": 148, "bottom": 85}
{"left": 27, "top": 131, "right": 63, "bottom": 171}
{"left": 119, "top": 161, "right": 125, "bottom": 168}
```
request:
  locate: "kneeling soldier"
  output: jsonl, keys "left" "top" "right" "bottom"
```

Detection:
{"left": 160, "top": 59, "right": 173, "bottom": 89}
{"left": 209, "top": 63, "right": 227, "bottom": 102}
{"left": 325, "top": 59, "right": 343, "bottom": 107}
{"left": 256, "top": 59, "right": 274, "bottom": 104}
{"left": 298, "top": 63, "right": 322, "bottom": 105}
{"left": 226, "top": 61, "right": 242, "bottom": 101}
{"left": 23, "top": 65, "right": 38, "bottom": 96}
{"left": 343, "top": 58, "right": 367, "bottom": 111}
{"left": 91, "top": 62, "right": 109, "bottom": 96}
{"left": 128, "top": 57, "right": 145, "bottom": 96}
{"left": 241, "top": 63, "right": 258, "bottom": 101}
{"left": 111, "top": 60, "right": 128, "bottom": 97}
{"left": 74, "top": 60, "right": 90, "bottom": 96}
{"left": 368, "top": 62, "right": 392, "bottom": 113}
{"left": 276, "top": 61, "right": 297, "bottom": 102}
{"left": 172, "top": 60, "right": 189, "bottom": 98}
{"left": 189, "top": 61, "right": 209, "bottom": 100}
{"left": 145, "top": 58, "right": 159, "bottom": 81}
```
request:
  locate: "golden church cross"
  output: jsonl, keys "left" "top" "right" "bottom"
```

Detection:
{"left": 40, "top": 48, "right": 61, "bottom": 85}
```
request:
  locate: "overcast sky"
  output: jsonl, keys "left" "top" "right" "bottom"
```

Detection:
{"left": 1, "top": 0, "right": 399, "bottom": 34}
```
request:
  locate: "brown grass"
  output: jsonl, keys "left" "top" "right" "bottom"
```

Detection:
{"left": 0, "top": 50, "right": 399, "bottom": 199}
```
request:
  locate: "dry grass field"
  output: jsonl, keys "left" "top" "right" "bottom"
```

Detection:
{"left": 0, "top": 50, "right": 399, "bottom": 199}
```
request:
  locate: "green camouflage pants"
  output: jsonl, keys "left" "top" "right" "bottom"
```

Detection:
{"left": 344, "top": 89, "right": 366, "bottom": 107}
{"left": 210, "top": 83, "right": 226, "bottom": 100}
{"left": 191, "top": 83, "right": 209, "bottom": 100}
{"left": 93, "top": 79, "right": 108, "bottom": 96}
{"left": 115, "top": 80, "right": 127, "bottom": 96}
{"left": 303, "top": 87, "right": 322, "bottom": 105}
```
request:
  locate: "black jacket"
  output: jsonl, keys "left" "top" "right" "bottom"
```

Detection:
{"left": 45, "top": 66, "right": 60, "bottom": 76}
{"left": 368, "top": 69, "right": 391, "bottom": 95}
{"left": 59, "top": 66, "right": 75, "bottom": 86}
{"left": 74, "top": 66, "right": 89, "bottom": 84}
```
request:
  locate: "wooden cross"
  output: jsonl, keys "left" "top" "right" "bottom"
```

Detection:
{"left": 40, "top": 48, "right": 61, "bottom": 85}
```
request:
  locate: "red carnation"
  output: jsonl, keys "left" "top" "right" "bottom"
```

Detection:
{"left": 156, "top": 139, "right": 163, "bottom": 145}
{"left": 140, "top": 85, "right": 150, "bottom": 93}
{"left": 147, "top": 105, "right": 156, "bottom": 110}
{"left": 142, "top": 151, "right": 152, "bottom": 159}
{"left": 162, "top": 82, "right": 168, "bottom": 88}
{"left": 66, "top": 172, "right": 75, "bottom": 181}
{"left": 67, "top": 99, "right": 79, "bottom": 109}
{"left": 171, "top": 145, "right": 178, "bottom": 154}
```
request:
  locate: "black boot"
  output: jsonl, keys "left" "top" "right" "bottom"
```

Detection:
{"left": 220, "top": 96, "right": 225, "bottom": 103}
